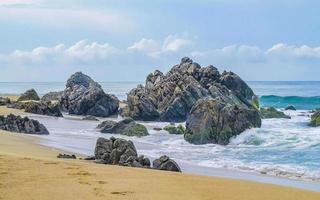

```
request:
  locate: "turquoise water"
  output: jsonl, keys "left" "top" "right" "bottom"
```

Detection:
{"left": 0, "top": 81, "right": 320, "bottom": 109}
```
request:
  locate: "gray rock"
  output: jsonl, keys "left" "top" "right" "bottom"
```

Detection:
{"left": 60, "top": 72, "right": 119, "bottom": 117}
{"left": 185, "top": 98, "right": 261, "bottom": 145}
{"left": 0, "top": 97, "right": 11, "bottom": 106}
{"left": 17, "top": 89, "right": 40, "bottom": 101}
{"left": 41, "top": 91, "right": 63, "bottom": 102}
{"left": 124, "top": 57, "right": 256, "bottom": 122}
{"left": 6, "top": 101, "right": 26, "bottom": 110}
{"left": 98, "top": 118, "right": 149, "bottom": 137}
{"left": 153, "top": 155, "right": 181, "bottom": 172}
{"left": 24, "top": 101, "right": 62, "bottom": 117}
{"left": 0, "top": 114, "right": 49, "bottom": 135}
{"left": 94, "top": 137, "right": 137, "bottom": 165}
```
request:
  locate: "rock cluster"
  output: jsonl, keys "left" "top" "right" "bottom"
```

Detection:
{"left": 24, "top": 101, "right": 62, "bottom": 117}
{"left": 98, "top": 118, "right": 148, "bottom": 137}
{"left": 123, "top": 57, "right": 257, "bottom": 123}
{"left": 260, "top": 107, "right": 291, "bottom": 119}
{"left": 41, "top": 91, "right": 63, "bottom": 102}
{"left": 60, "top": 72, "right": 119, "bottom": 117}
{"left": 94, "top": 137, "right": 180, "bottom": 172}
{"left": 0, "top": 114, "right": 49, "bottom": 135}
{"left": 185, "top": 98, "right": 261, "bottom": 145}
{"left": 17, "top": 89, "right": 40, "bottom": 101}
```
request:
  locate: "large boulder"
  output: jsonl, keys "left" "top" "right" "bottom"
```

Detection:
{"left": 260, "top": 107, "right": 291, "bottom": 119}
{"left": 98, "top": 118, "right": 148, "bottom": 137}
{"left": 124, "top": 57, "right": 257, "bottom": 122}
{"left": 153, "top": 155, "right": 181, "bottom": 172}
{"left": 17, "top": 89, "right": 40, "bottom": 101}
{"left": 60, "top": 72, "right": 119, "bottom": 117}
{"left": 24, "top": 101, "right": 62, "bottom": 117}
{"left": 310, "top": 110, "right": 320, "bottom": 127}
{"left": 0, "top": 114, "right": 49, "bottom": 135}
{"left": 41, "top": 91, "right": 63, "bottom": 102}
{"left": 185, "top": 98, "right": 261, "bottom": 145}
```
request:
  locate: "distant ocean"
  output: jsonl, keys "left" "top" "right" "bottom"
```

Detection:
{"left": 1, "top": 81, "right": 320, "bottom": 183}
{"left": 0, "top": 81, "right": 319, "bottom": 110}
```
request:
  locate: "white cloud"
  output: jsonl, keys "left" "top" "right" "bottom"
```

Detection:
{"left": 128, "top": 35, "right": 193, "bottom": 58}
{"left": 1, "top": 38, "right": 320, "bottom": 81}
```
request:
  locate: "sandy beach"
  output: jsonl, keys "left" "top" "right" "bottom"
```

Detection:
{"left": 0, "top": 106, "right": 319, "bottom": 200}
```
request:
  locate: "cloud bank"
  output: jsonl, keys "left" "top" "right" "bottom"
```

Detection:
{"left": 1, "top": 36, "right": 320, "bottom": 81}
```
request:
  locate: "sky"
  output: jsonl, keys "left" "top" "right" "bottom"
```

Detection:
{"left": 0, "top": 0, "right": 320, "bottom": 82}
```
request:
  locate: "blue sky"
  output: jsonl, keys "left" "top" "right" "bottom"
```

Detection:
{"left": 0, "top": 0, "right": 320, "bottom": 81}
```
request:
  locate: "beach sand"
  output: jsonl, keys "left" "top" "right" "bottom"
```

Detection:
{"left": 0, "top": 107, "right": 320, "bottom": 200}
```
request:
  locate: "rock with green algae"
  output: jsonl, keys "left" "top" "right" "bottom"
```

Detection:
{"left": 310, "top": 110, "right": 320, "bottom": 127}
{"left": 98, "top": 118, "right": 149, "bottom": 137}
{"left": 164, "top": 124, "right": 185, "bottom": 135}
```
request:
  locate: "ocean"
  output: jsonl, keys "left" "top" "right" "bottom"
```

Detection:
{"left": 1, "top": 81, "right": 320, "bottom": 185}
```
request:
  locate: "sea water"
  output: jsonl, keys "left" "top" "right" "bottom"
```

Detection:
{"left": 1, "top": 81, "right": 320, "bottom": 184}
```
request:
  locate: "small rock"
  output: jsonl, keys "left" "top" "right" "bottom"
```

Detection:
{"left": 0, "top": 97, "right": 11, "bottom": 106}
{"left": 82, "top": 115, "right": 99, "bottom": 121}
{"left": 84, "top": 156, "right": 96, "bottom": 160}
{"left": 163, "top": 124, "right": 185, "bottom": 135}
{"left": 153, "top": 155, "right": 181, "bottom": 172}
{"left": 260, "top": 107, "right": 291, "bottom": 119}
{"left": 153, "top": 127, "right": 162, "bottom": 131}
{"left": 285, "top": 105, "right": 296, "bottom": 110}
{"left": 57, "top": 153, "right": 76, "bottom": 159}
{"left": 41, "top": 91, "right": 63, "bottom": 102}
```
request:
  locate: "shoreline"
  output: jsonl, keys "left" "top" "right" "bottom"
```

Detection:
{"left": 1, "top": 105, "right": 320, "bottom": 192}
{"left": 1, "top": 131, "right": 320, "bottom": 200}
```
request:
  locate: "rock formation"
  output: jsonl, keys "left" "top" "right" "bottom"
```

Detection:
{"left": 163, "top": 124, "right": 185, "bottom": 135}
{"left": 0, "top": 114, "right": 49, "bottom": 135}
{"left": 60, "top": 72, "right": 119, "bottom": 117}
{"left": 123, "top": 57, "right": 257, "bottom": 122}
{"left": 97, "top": 118, "right": 148, "bottom": 137}
{"left": 17, "top": 89, "right": 40, "bottom": 101}
{"left": 185, "top": 98, "right": 261, "bottom": 145}
{"left": 285, "top": 105, "right": 296, "bottom": 111}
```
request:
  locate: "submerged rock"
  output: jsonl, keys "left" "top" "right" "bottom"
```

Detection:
{"left": 163, "top": 124, "right": 185, "bottom": 135}
{"left": 285, "top": 105, "right": 296, "bottom": 111}
{"left": 24, "top": 101, "right": 62, "bottom": 117}
{"left": 310, "top": 110, "right": 320, "bottom": 127}
{"left": 41, "top": 91, "right": 63, "bottom": 102}
{"left": 17, "top": 89, "right": 40, "bottom": 101}
{"left": 260, "top": 107, "right": 291, "bottom": 119}
{"left": 153, "top": 155, "right": 181, "bottom": 172}
{"left": 0, "top": 114, "right": 49, "bottom": 135}
{"left": 124, "top": 57, "right": 257, "bottom": 123}
{"left": 60, "top": 72, "right": 119, "bottom": 117}
{"left": 98, "top": 118, "right": 148, "bottom": 137}
{"left": 185, "top": 98, "right": 261, "bottom": 145}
